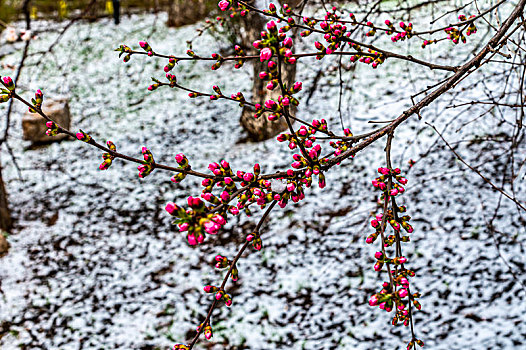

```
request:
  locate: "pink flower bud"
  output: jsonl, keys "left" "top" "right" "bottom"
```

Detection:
{"left": 220, "top": 191, "right": 230, "bottom": 202}
{"left": 374, "top": 251, "right": 383, "bottom": 259}
{"left": 378, "top": 167, "right": 389, "bottom": 175}
{"left": 218, "top": 0, "right": 229, "bottom": 11}
{"left": 178, "top": 223, "right": 189, "bottom": 231}
{"left": 188, "top": 234, "right": 197, "bottom": 246}
{"left": 293, "top": 81, "right": 302, "bottom": 92}
{"left": 369, "top": 295, "right": 379, "bottom": 306}
{"left": 175, "top": 153, "right": 185, "bottom": 163}
{"left": 242, "top": 173, "right": 253, "bottom": 182}
{"left": 267, "top": 20, "right": 277, "bottom": 31}
{"left": 260, "top": 47, "right": 272, "bottom": 62}
{"left": 398, "top": 288, "right": 408, "bottom": 298}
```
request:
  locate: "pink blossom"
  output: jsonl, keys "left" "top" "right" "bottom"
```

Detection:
{"left": 283, "top": 37, "right": 293, "bottom": 47}
{"left": 369, "top": 295, "right": 379, "bottom": 306}
{"left": 175, "top": 153, "right": 185, "bottom": 163}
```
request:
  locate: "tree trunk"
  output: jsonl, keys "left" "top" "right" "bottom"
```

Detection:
{"left": 239, "top": 0, "right": 302, "bottom": 141}
{"left": 0, "top": 165, "right": 12, "bottom": 234}
{"left": 167, "top": 0, "right": 215, "bottom": 27}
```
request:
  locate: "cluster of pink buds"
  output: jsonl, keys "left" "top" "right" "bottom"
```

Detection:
{"left": 164, "top": 57, "right": 177, "bottom": 72}
{"left": 458, "top": 15, "right": 477, "bottom": 36}
{"left": 230, "top": 91, "right": 246, "bottom": 107}
{"left": 421, "top": 39, "right": 436, "bottom": 49}
{"left": 372, "top": 167, "right": 407, "bottom": 196}
{"left": 350, "top": 48, "right": 385, "bottom": 69}
{"left": 196, "top": 322, "right": 213, "bottom": 340}
{"left": 165, "top": 197, "right": 227, "bottom": 245}
{"left": 137, "top": 146, "right": 155, "bottom": 178}
{"left": 315, "top": 15, "right": 348, "bottom": 57}
{"left": 99, "top": 141, "right": 117, "bottom": 170}
{"left": 148, "top": 77, "right": 161, "bottom": 91}
{"left": 171, "top": 153, "right": 190, "bottom": 183}
{"left": 365, "top": 21, "right": 376, "bottom": 37}
{"left": 209, "top": 85, "right": 223, "bottom": 101}
{"left": 173, "top": 344, "right": 189, "bottom": 350}
{"left": 45, "top": 121, "right": 60, "bottom": 136}
{"left": 329, "top": 128, "right": 353, "bottom": 155}
{"left": 114, "top": 44, "right": 133, "bottom": 62}
{"left": 218, "top": 0, "right": 248, "bottom": 18}
{"left": 384, "top": 19, "right": 395, "bottom": 35}
{"left": 215, "top": 289, "right": 233, "bottom": 307}
{"left": 366, "top": 166, "right": 423, "bottom": 348}
{"left": 252, "top": 20, "right": 299, "bottom": 114}
{"left": 75, "top": 130, "right": 91, "bottom": 143}
{"left": 138, "top": 41, "right": 154, "bottom": 56}
{"left": 1, "top": 76, "right": 15, "bottom": 91}
{"left": 246, "top": 231, "right": 263, "bottom": 250}
{"left": 214, "top": 254, "right": 239, "bottom": 281}
{"left": 277, "top": 118, "right": 325, "bottom": 150}
{"left": 391, "top": 22, "right": 413, "bottom": 42}
{"left": 445, "top": 26, "right": 466, "bottom": 44}
{"left": 28, "top": 89, "right": 43, "bottom": 113}
{"left": 0, "top": 77, "right": 14, "bottom": 103}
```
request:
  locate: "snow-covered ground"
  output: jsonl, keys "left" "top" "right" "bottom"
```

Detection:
{"left": 0, "top": 7, "right": 525, "bottom": 350}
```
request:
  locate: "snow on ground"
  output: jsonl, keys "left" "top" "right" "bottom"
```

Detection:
{"left": 0, "top": 7, "right": 525, "bottom": 350}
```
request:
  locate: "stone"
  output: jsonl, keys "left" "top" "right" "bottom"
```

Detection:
{"left": 22, "top": 97, "right": 71, "bottom": 143}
